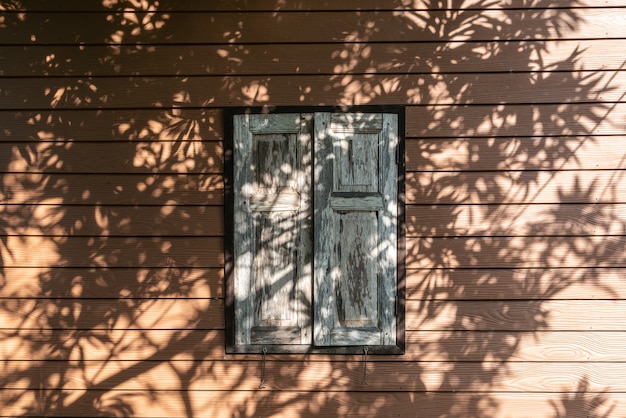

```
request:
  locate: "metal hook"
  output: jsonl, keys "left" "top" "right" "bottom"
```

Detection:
{"left": 361, "top": 347, "right": 369, "bottom": 385}
{"left": 258, "top": 346, "right": 268, "bottom": 389}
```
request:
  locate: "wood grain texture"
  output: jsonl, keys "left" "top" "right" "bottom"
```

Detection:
{"left": 0, "top": 109, "right": 224, "bottom": 141}
{"left": 4, "top": 329, "right": 626, "bottom": 362}
{"left": 5, "top": 0, "right": 623, "bottom": 11}
{"left": 4, "top": 358, "right": 626, "bottom": 393}
{"left": 0, "top": 298, "right": 224, "bottom": 331}
{"left": 5, "top": 40, "right": 626, "bottom": 76}
{"left": 406, "top": 203, "right": 626, "bottom": 237}
{"left": 0, "top": 173, "right": 224, "bottom": 205}
{"left": 4, "top": 299, "right": 626, "bottom": 333}
{"left": 405, "top": 103, "right": 626, "bottom": 137}
{"left": 1, "top": 390, "right": 623, "bottom": 418}
{"left": 407, "top": 267, "right": 626, "bottom": 300}
{"left": 2, "top": 9, "right": 623, "bottom": 45}
{"left": 406, "top": 170, "right": 626, "bottom": 204}
{"left": 232, "top": 113, "right": 312, "bottom": 347}
{"left": 314, "top": 112, "right": 398, "bottom": 347}
{"left": 0, "top": 141, "right": 223, "bottom": 174}
{"left": 1, "top": 235, "right": 224, "bottom": 268}
{"left": 1, "top": 204, "right": 223, "bottom": 236}
{"left": 409, "top": 300, "right": 626, "bottom": 331}
{"left": 0, "top": 266, "right": 223, "bottom": 298}
{"left": 1, "top": 71, "right": 623, "bottom": 109}
{"left": 2, "top": 104, "right": 621, "bottom": 140}
{"left": 407, "top": 235, "right": 626, "bottom": 268}
{"left": 2, "top": 265, "right": 622, "bottom": 302}
{"left": 406, "top": 135, "right": 626, "bottom": 171}
{"left": 2, "top": 0, "right": 626, "bottom": 416}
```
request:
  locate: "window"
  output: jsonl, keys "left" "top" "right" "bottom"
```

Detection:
{"left": 224, "top": 107, "right": 405, "bottom": 354}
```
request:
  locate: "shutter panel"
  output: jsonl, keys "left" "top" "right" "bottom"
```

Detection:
{"left": 314, "top": 112, "right": 398, "bottom": 346}
{"left": 233, "top": 114, "right": 312, "bottom": 346}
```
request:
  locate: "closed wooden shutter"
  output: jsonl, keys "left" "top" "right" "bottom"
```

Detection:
{"left": 313, "top": 112, "right": 398, "bottom": 347}
{"left": 233, "top": 113, "right": 312, "bottom": 346}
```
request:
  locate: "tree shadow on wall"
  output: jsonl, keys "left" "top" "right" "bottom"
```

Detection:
{"left": 1, "top": 0, "right": 625, "bottom": 416}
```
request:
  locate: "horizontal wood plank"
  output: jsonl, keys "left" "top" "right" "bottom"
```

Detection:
{"left": 1, "top": 9, "right": 622, "bottom": 45}
{"left": 3, "top": 104, "right": 621, "bottom": 140}
{"left": 407, "top": 235, "right": 626, "bottom": 268}
{"left": 1, "top": 204, "right": 223, "bottom": 236}
{"left": 407, "top": 135, "right": 626, "bottom": 171}
{"left": 406, "top": 170, "right": 626, "bottom": 204}
{"left": 1, "top": 390, "right": 623, "bottom": 418}
{"left": 0, "top": 141, "right": 223, "bottom": 174}
{"left": 4, "top": 299, "right": 626, "bottom": 333}
{"left": 0, "top": 109, "right": 224, "bottom": 142}
{"left": 4, "top": 39, "right": 626, "bottom": 76}
{"left": 407, "top": 267, "right": 626, "bottom": 300}
{"left": 0, "top": 267, "right": 223, "bottom": 299}
{"left": 0, "top": 298, "right": 224, "bottom": 331}
{"left": 4, "top": 0, "right": 623, "bottom": 11}
{"left": 405, "top": 103, "right": 626, "bottom": 137}
{"left": 406, "top": 203, "right": 626, "bottom": 236}
{"left": 0, "top": 173, "right": 224, "bottom": 205}
{"left": 12, "top": 131, "right": 625, "bottom": 175}
{"left": 1, "top": 264, "right": 622, "bottom": 301}
{"left": 411, "top": 300, "right": 626, "bottom": 332}
{"left": 4, "top": 358, "right": 626, "bottom": 393}
{"left": 0, "top": 71, "right": 623, "bottom": 109}
{"left": 1, "top": 235, "right": 224, "bottom": 268}
{"left": 4, "top": 329, "right": 626, "bottom": 362}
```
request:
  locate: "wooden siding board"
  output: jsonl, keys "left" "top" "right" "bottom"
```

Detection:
{"left": 0, "top": 173, "right": 224, "bottom": 205}
{"left": 0, "top": 298, "right": 225, "bottom": 331}
{"left": 4, "top": 329, "right": 626, "bottom": 362}
{"left": 1, "top": 204, "right": 224, "bottom": 236}
{"left": 406, "top": 136, "right": 626, "bottom": 171}
{"left": 0, "top": 266, "right": 223, "bottom": 297}
{"left": 0, "top": 109, "right": 224, "bottom": 142}
{"left": 5, "top": 299, "right": 626, "bottom": 334}
{"left": 6, "top": 40, "right": 626, "bottom": 76}
{"left": 2, "top": 104, "right": 622, "bottom": 140}
{"left": 0, "top": 141, "right": 223, "bottom": 174}
{"left": 410, "top": 300, "right": 626, "bottom": 332}
{"left": 0, "top": 263, "right": 620, "bottom": 301}
{"left": 405, "top": 203, "right": 626, "bottom": 237}
{"left": 406, "top": 170, "right": 626, "bottom": 204}
{"left": 1, "top": 71, "right": 625, "bottom": 109}
{"left": 2, "top": 391, "right": 625, "bottom": 418}
{"left": 1, "top": 236, "right": 224, "bottom": 268}
{"left": 0, "top": 265, "right": 620, "bottom": 303}
{"left": 2, "top": 0, "right": 626, "bottom": 416}
{"left": 407, "top": 267, "right": 626, "bottom": 300}
{"left": 3, "top": 9, "right": 624, "bottom": 45}
{"left": 405, "top": 103, "right": 626, "bottom": 137}
{"left": 4, "top": 359, "right": 626, "bottom": 393}
{"left": 407, "top": 235, "right": 626, "bottom": 269}
{"left": 5, "top": 0, "right": 625, "bottom": 12}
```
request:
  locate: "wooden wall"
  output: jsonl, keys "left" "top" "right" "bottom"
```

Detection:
{"left": 2, "top": 0, "right": 626, "bottom": 416}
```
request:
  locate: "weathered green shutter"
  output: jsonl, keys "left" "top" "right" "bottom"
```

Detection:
{"left": 314, "top": 113, "right": 398, "bottom": 346}
{"left": 233, "top": 114, "right": 312, "bottom": 346}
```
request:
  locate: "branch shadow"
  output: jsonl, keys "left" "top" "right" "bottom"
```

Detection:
{"left": 1, "top": 0, "right": 624, "bottom": 416}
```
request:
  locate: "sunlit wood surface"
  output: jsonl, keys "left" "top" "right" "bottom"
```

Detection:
{"left": 2, "top": 0, "right": 626, "bottom": 416}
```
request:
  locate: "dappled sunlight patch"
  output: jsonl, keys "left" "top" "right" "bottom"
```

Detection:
{"left": 419, "top": 361, "right": 454, "bottom": 392}
{"left": 0, "top": 1, "right": 624, "bottom": 416}
{"left": 241, "top": 81, "right": 270, "bottom": 104}
{"left": 105, "top": 1, "right": 169, "bottom": 45}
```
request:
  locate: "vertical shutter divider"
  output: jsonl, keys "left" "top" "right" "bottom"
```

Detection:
{"left": 313, "top": 112, "right": 333, "bottom": 346}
